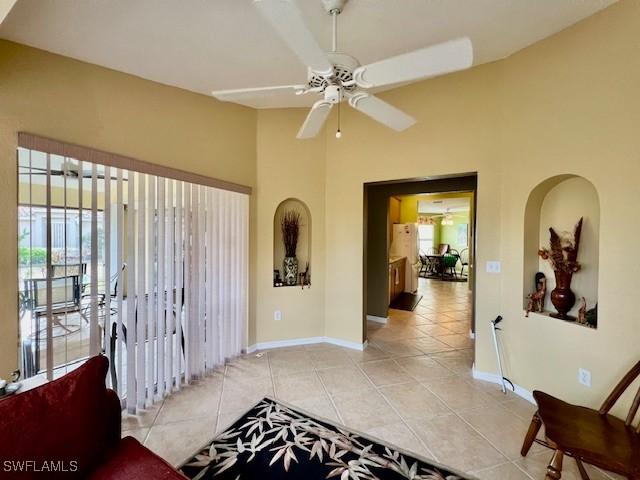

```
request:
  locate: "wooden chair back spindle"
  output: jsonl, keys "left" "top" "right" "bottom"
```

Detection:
{"left": 627, "top": 386, "right": 640, "bottom": 432}
{"left": 598, "top": 361, "right": 640, "bottom": 419}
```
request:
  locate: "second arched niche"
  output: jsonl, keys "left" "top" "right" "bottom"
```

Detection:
{"left": 523, "top": 175, "right": 600, "bottom": 327}
{"left": 273, "top": 198, "right": 311, "bottom": 287}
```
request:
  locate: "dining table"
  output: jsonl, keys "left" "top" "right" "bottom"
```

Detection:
{"left": 425, "top": 254, "right": 445, "bottom": 279}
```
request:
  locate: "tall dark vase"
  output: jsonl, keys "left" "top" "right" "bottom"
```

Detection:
{"left": 550, "top": 271, "right": 576, "bottom": 320}
{"left": 283, "top": 256, "right": 298, "bottom": 286}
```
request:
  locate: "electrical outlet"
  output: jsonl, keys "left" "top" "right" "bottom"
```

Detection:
{"left": 578, "top": 368, "right": 592, "bottom": 387}
{"left": 486, "top": 261, "right": 501, "bottom": 273}
{"left": 274, "top": 310, "right": 282, "bottom": 321}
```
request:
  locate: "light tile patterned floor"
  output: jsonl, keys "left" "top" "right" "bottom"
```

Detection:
{"left": 122, "top": 279, "right": 620, "bottom": 479}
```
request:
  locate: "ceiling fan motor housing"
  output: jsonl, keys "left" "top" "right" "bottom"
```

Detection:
{"left": 324, "top": 84, "right": 341, "bottom": 103}
{"left": 308, "top": 52, "right": 359, "bottom": 96}
{"left": 321, "top": 0, "right": 348, "bottom": 14}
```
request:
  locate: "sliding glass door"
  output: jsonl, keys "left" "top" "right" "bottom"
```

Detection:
{"left": 17, "top": 141, "right": 249, "bottom": 413}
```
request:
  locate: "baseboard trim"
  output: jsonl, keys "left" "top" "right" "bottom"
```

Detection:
{"left": 472, "top": 366, "right": 535, "bottom": 404}
{"left": 247, "top": 336, "right": 366, "bottom": 353}
{"left": 366, "top": 315, "right": 388, "bottom": 324}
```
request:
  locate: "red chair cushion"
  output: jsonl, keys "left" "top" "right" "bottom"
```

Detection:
{"left": 88, "top": 437, "right": 186, "bottom": 480}
{"left": 0, "top": 356, "right": 116, "bottom": 478}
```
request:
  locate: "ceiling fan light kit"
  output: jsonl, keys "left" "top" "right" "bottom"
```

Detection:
{"left": 212, "top": 0, "right": 474, "bottom": 139}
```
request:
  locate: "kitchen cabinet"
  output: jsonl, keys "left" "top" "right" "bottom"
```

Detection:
{"left": 388, "top": 256, "right": 406, "bottom": 304}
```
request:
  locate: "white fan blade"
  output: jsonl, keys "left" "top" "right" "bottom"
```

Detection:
{"left": 348, "top": 93, "right": 415, "bottom": 132}
{"left": 212, "top": 84, "right": 306, "bottom": 108}
{"left": 297, "top": 100, "right": 332, "bottom": 139}
{"left": 0, "top": 0, "right": 18, "bottom": 26}
{"left": 353, "top": 37, "right": 473, "bottom": 89}
{"left": 254, "top": 0, "right": 333, "bottom": 76}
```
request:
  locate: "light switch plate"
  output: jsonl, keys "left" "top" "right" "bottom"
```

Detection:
{"left": 274, "top": 310, "right": 282, "bottom": 321}
{"left": 578, "top": 368, "right": 592, "bottom": 387}
{"left": 486, "top": 261, "right": 501, "bottom": 273}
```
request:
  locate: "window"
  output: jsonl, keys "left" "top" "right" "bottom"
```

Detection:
{"left": 418, "top": 224, "right": 434, "bottom": 253}
{"left": 18, "top": 135, "right": 249, "bottom": 413}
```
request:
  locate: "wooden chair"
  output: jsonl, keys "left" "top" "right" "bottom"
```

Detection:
{"left": 521, "top": 360, "right": 640, "bottom": 479}
{"left": 459, "top": 248, "right": 470, "bottom": 276}
{"left": 418, "top": 253, "right": 429, "bottom": 277}
{"left": 424, "top": 247, "right": 440, "bottom": 276}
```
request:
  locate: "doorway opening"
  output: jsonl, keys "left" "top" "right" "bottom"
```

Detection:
{"left": 363, "top": 174, "right": 477, "bottom": 358}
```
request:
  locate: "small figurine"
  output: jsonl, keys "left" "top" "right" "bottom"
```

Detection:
{"left": 577, "top": 297, "right": 587, "bottom": 324}
{"left": 585, "top": 303, "right": 598, "bottom": 328}
{"left": 526, "top": 272, "right": 547, "bottom": 317}
{"left": 299, "top": 262, "right": 310, "bottom": 289}
{"left": 273, "top": 270, "right": 283, "bottom": 287}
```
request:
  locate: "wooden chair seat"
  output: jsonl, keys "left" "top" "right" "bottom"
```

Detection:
{"left": 522, "top": 360, "right": 640, "bottom": 479}
{"left": 535, "top": 391, "right": 640, "bottom": 476}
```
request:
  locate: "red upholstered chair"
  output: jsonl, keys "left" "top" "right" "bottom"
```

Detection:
{"left": 0, "top": 355, "right": 186, "bottom": 479}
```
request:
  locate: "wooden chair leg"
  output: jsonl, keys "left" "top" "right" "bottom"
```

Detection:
{"left": 521, "top": 411, "right": 542, "bottom": 456}
{"left": 575, "top": 459, "right": 591, "bottom": 480}
{"left": 545, "top": 450, "right": 564, "bottom": 480}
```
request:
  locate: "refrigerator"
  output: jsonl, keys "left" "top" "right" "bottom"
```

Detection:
{"left": 390, "top": 223, "right": 419, "bottom": 293}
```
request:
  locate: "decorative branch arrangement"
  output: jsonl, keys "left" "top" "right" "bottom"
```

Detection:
{"left": 538, "top": 217, "right": 583, "bottom": 274}
{"left": 538, "top": 217, "right": 584, "bottom": 320}
{"left": 281, "top": 209, "right": 301, "bottom": 258}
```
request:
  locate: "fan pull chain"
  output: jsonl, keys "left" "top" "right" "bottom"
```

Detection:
{"left": 336, "top": 100, "right": 342, "bottom": 139}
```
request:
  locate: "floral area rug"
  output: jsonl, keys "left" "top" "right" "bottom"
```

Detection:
{"left": 179, "top": 397, "right": 473, "bottom": 480}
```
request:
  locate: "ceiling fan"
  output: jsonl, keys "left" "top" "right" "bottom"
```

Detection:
{"left": 211, "top": 0, "right": 474, "bottom": 139}
{"left": 420, "top": 209, "right": 466, "bottom": 226}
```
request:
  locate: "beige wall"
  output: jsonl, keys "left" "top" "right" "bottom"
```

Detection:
{"left": 324, "top": 61, "right": 503, "bottom": 345}
{"left": 498, "top": 0, "right": 640, "bottom": 415}
{"left": 0, "top": 40, "right": 257, "bottom": 375}
{"left": 321, "top": 0, "right": 640, "bottom": 416}
{"left": 3, "top": 0, "right": 640, "bottom": 417}
{"left": 254, "top": 109, "right": 326, "bottom": 344}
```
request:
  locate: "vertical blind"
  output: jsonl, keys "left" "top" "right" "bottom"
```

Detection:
{"left": 17, "top": 134, "right": 249, "bottom": 414}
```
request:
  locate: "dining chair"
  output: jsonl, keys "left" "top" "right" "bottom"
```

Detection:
{"left": 425, "top": 247, "right": 439, "bottom": 275}
{"left": 459, "top": 248, "right": 470, "bottom": 277}
{"left": 418, "top": 254, "right": 428, "bottom": 277}
{"left": 521, "top": 360, "right": 640, "bottom": 479}
{"left": 108, "top": 288, "right": 185, "bottom": 391}
{"left": 442, "top": 254, "right": 458, "bottom": 280}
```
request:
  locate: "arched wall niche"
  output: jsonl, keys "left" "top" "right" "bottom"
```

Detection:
{"left": 273, "top": 198, "right": 312, "bottom": 287}
{"left": 523, "top": 175, "right": 600, "bottom": 326}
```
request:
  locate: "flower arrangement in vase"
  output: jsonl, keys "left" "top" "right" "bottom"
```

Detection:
{"left": 281, "top": 209, "right": 301, "bottom": 286}
{"left": 538, "top": 217, "right": 583, "bottom": 320}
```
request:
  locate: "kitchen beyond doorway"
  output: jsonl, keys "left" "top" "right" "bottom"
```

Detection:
{"left": 363, "top": 174, "right": 477, "bottom": 347}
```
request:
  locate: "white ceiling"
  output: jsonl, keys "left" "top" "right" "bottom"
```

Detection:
{"left": 418, "top": 197, "right": 470, "bottom": 214}
{"left": 0, "top": 0, "right": 616, "bottom": 108}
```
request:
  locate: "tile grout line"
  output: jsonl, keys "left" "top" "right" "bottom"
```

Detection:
{"left": 313, "top": 363, "right": 346, "bottom": 425}
{"left": 472, "top": 459, "right": 536, "bottom": 480}
{"left": 510, "top": 459, "right": 539, "bottom": 480}
{"left": 316, "top": 348, "right": 378, "bottom": 425}
{"left": 266, "top": 350, "right": 278, "bottom": 401}
{"left": 140, "top": 396, "right": 165, "bottom": 445}
{"left": 213, "top": 364, "right": 229, "bottom": 434}
{"left": 368, "top": 285, "right": 483, "bottom": 472}
{"left": 353, "top": 357, "right": 439, "bottom": 462}
{"left": 419, "top": 380, "right": 516, "bottom": 469}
